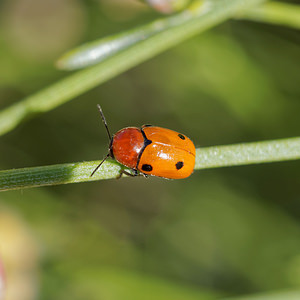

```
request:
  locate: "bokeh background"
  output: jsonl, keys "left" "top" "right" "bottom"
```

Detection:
{"left": 0, "top": 0, "right": 300, "bottom": 299}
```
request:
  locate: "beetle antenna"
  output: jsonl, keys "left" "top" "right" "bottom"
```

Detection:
{"left": 91, "top": 105, "right": 113, "bottom": 177}
{"left": 97, "top": 104, "right": 112, "bottom": 141}
{"left": 90, "top": 153, "right": 110, "bottom": 177}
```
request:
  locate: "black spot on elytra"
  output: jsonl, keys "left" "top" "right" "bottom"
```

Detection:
{"left": 178, "top": 134, "right": 185, "bottom": 140}
{"left": 176, "top": 161, "right": 184, "bottom": 170}
{"left": 142, "top": 164, "right": 153, "bottom": 172}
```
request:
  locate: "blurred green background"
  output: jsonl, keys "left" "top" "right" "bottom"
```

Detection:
{"left": 0, "top": 0, "right": 300, "bottom": 299}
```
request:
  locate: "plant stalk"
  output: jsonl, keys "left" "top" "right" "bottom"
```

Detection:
{"left": 1, "top": 136, "right": 299, "bottom": 192}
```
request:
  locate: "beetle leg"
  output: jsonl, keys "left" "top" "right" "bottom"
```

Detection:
{"left": 116, "top": 168, "right": 138, "bottom": 179}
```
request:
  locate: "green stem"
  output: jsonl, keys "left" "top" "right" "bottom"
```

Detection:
{"left": 56, "top": 5, "right": 198, "bottom": 70}
{"left": 222, "top": 289, "right": 300, "bottom": 300}
{"left": 239, "top": 1, "right": 300, "bottom": 29}
{"left": 1, "top": 136, "right": 299, "bottom": 192}
{"left": 195, "top": 136, "right": 300, "bottom": 169}
{"left": 0, "top": 0, "right": 265, "bottom": 137}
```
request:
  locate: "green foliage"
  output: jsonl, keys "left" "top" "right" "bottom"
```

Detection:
{"left": 1, "top": 137, "right": 300, "bottom": 191}
{"left": 0, "top": 0, "right": 265, "bottom": 136}
{"left": 0, "top": 0, "right": 300, "bottom": 299}
{"left": 241, "top": 1, "right": 300, "bottom": 29}
{"left": 224, "top": 290, "right": 300, "bottom": 300}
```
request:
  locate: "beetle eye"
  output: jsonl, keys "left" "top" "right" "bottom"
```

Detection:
{"left": 178, "top": 134, "right": 185, "bottom": 140}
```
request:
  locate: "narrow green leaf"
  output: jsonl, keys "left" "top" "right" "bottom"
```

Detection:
{"left": 195, "top": 137, "right": 300, "bottom": 169}
{"left": 222, "top": 289, "right": 300, "bottom": 300}
{"left": 1, "top": 136, "right": 299, "bottom": 192}
{"left": 239, "top": 1, "right": 300, "bottom": 29}
{"left": 56, "top": 3, "right": 202, "bottom": 71}
{"left": 0, "top": 0, "right": 265, "bottom": 137}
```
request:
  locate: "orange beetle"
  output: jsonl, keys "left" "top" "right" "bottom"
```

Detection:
{"left": 91, "top": 105, "right": 196, "bottom": 179}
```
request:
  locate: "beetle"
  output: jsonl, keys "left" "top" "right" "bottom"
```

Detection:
{"left": 91, "top": 104, "right": 195, "bottom": 179}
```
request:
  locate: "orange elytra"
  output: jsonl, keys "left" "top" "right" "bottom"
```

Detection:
{"left": 91, "top": 105, "right": 196, "bottom": 179}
